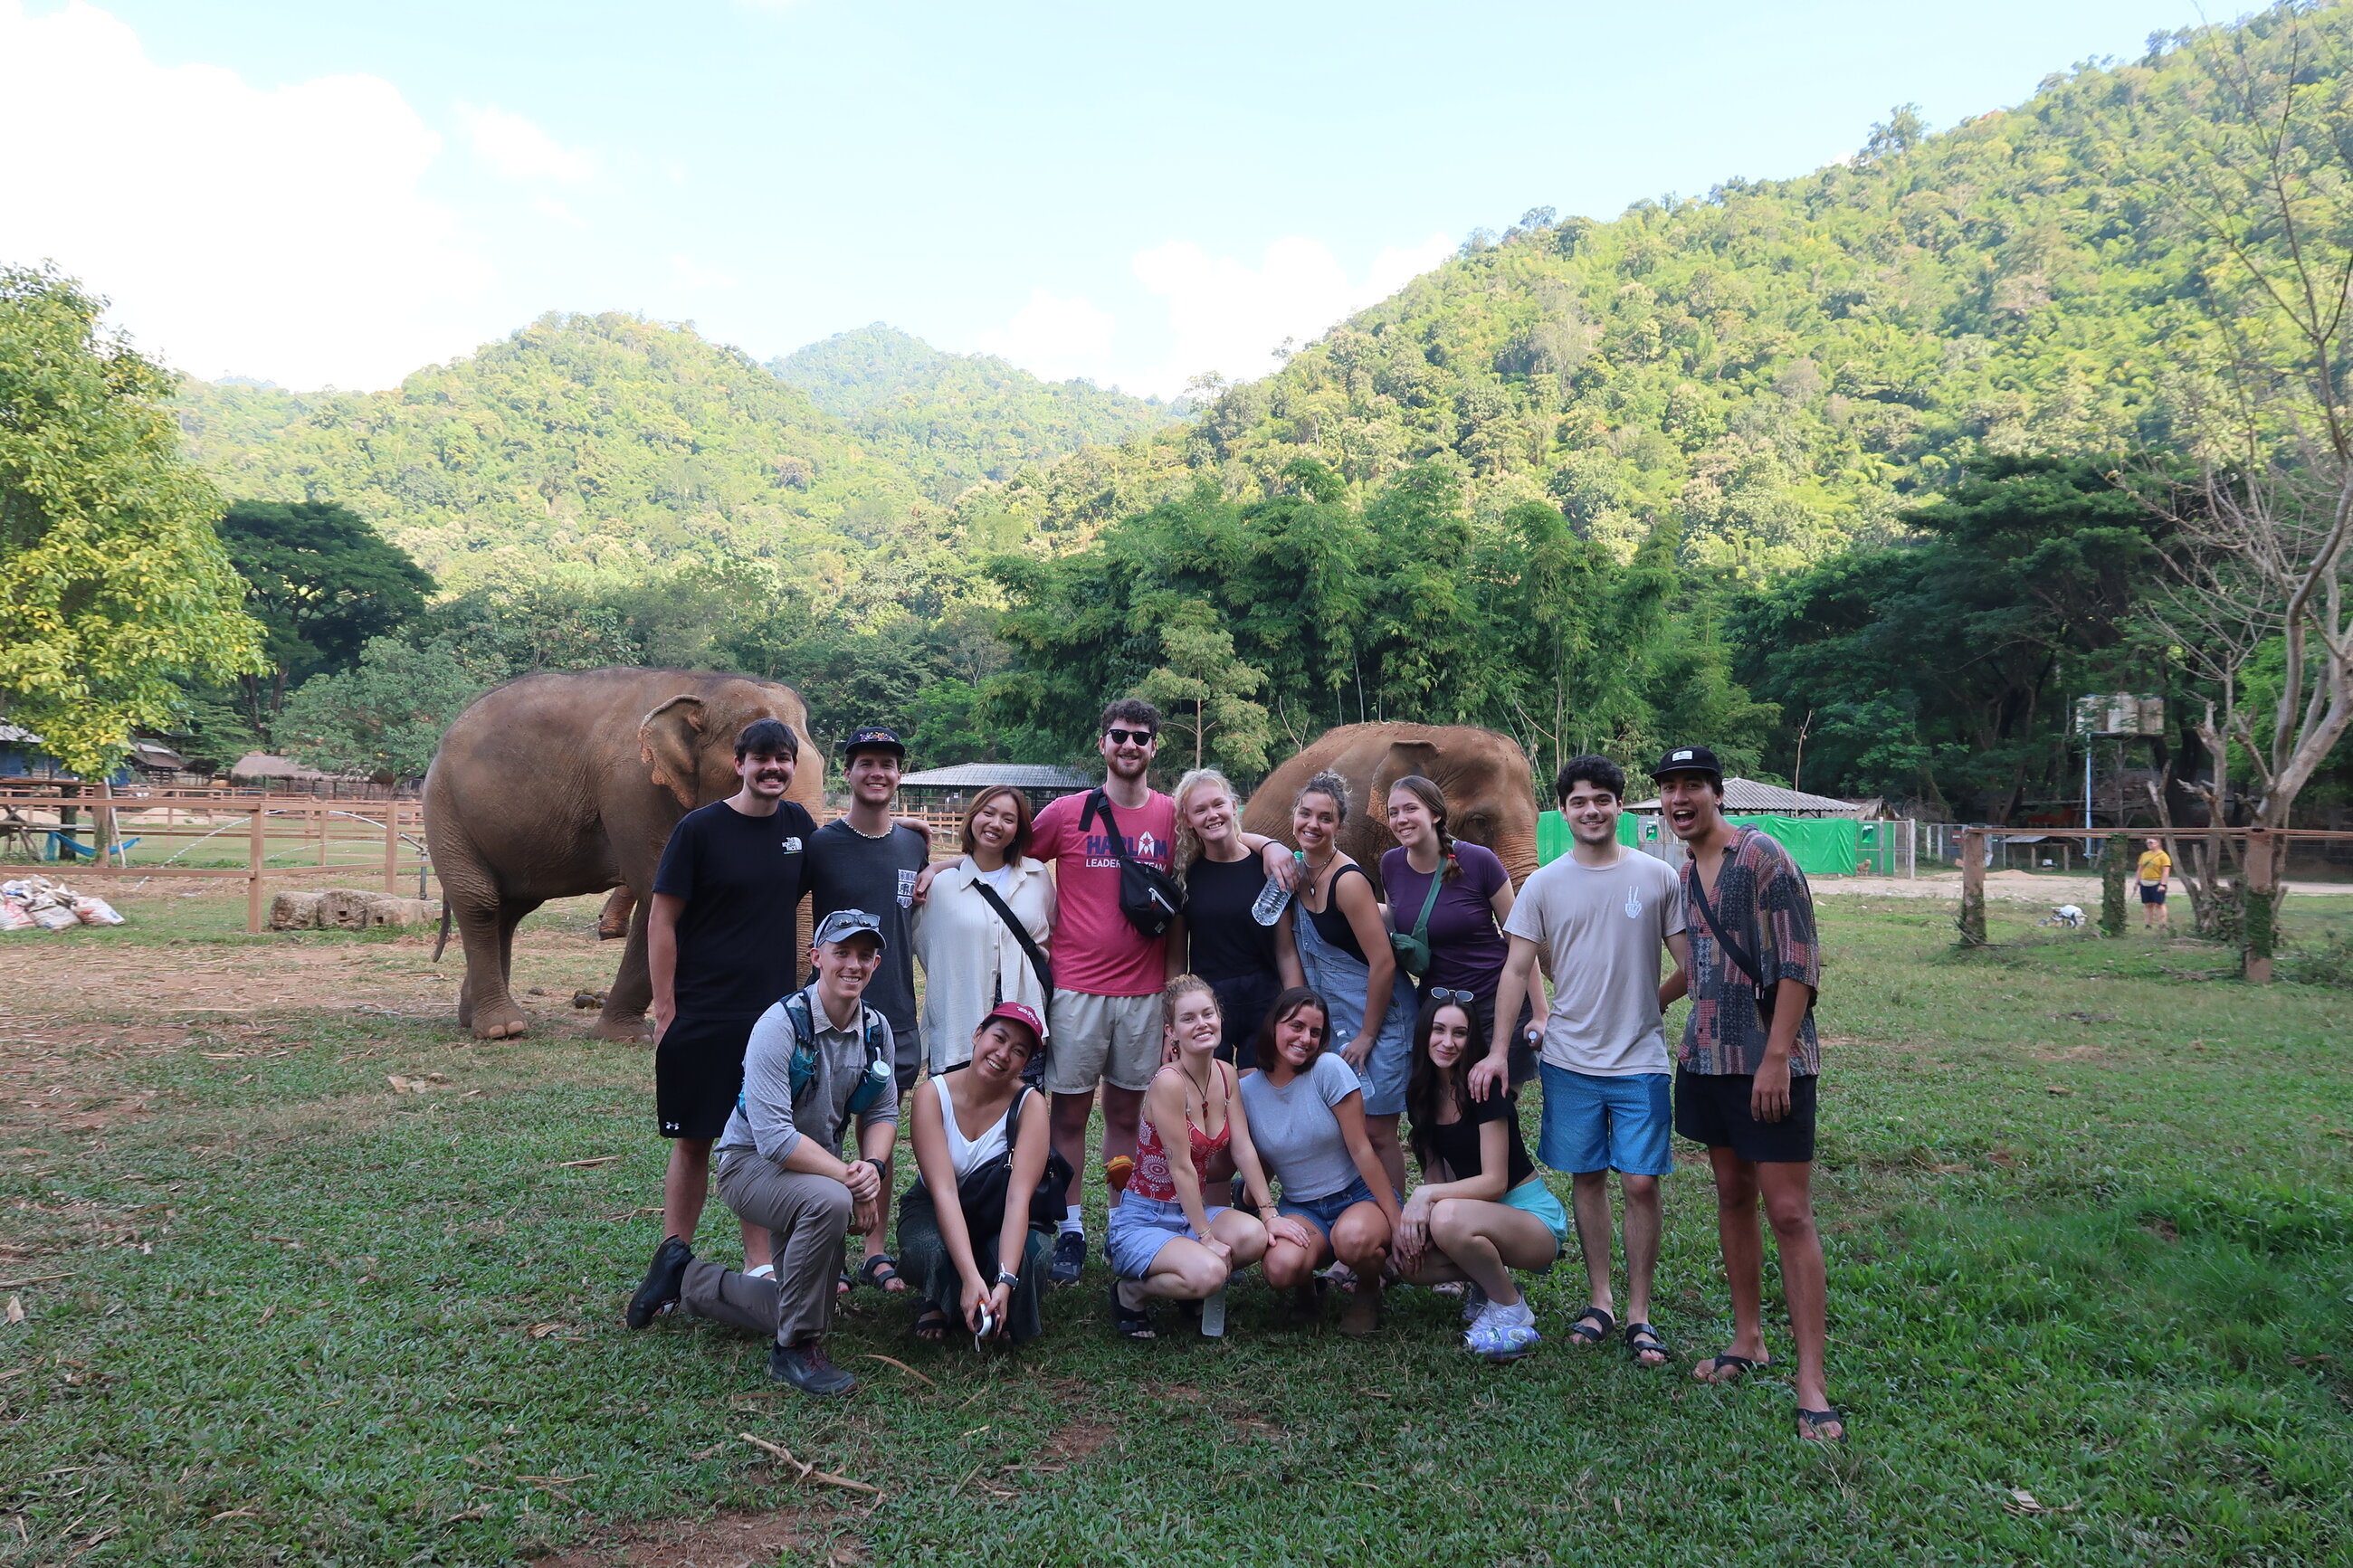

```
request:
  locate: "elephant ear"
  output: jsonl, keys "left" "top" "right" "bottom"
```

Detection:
{"left": 639, "top": 695, "right": 710, "bottom": 810}
{"left": 1372, "top": 739, "right": 1445, "bottom": 807}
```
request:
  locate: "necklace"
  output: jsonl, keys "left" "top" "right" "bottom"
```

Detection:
{"left": 1180, "top": 1057, "right": 1217, "bottom": 1108}
{"left": 843, "top": 814, "right": 895, "bottom": 840}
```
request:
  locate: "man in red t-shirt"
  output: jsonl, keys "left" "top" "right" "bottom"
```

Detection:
{"left": 1024, "top": 699, "right": 1184, "bottom": 1284}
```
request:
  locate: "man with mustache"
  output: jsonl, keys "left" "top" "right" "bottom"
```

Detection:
{"left": 626, "top": 718, "right": 817, "bottom": 1329}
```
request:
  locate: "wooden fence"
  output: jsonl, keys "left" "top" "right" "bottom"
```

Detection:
{"left": 0, "top": 794, "right": 430, "bottom": 934}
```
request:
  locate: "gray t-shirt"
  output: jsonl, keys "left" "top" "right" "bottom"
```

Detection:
{"left": 1504, "top": 848, "right": 1684, "bottom": 1077}
{"left": 718, "top": 983, "right": 900, "bottom": 1165}
{"left": 1237, "top": 1050, "right": 1363, "bottom": 1202}
{"left": 806, "top": 819, "right": 928, "bottom": 1035}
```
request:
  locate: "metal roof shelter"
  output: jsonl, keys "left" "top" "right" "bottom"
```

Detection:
{"left": 896, "top": 762, "right": 1095, "bottom": 811}
{"left": 1627, "top": 776, "right": 1865, "bottom": 817}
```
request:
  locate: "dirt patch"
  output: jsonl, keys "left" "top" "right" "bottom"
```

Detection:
{"left": 1042, "top": 1418, "right": 1116, "bottom": 1467}
{"left": 537, "top": 1506, "right": 850, "bottom": 1568}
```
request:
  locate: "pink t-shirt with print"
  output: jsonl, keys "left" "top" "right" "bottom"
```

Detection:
{"left": 1030, "top": 789, "right": 1175, "bottom": 997}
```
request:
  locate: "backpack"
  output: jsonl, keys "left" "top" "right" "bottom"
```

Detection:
{"left": 1080, "top": 790, "right": 1183, "bottom": 940}
{"left": 779, "top": 990, "right": 893, "bottom": 1143}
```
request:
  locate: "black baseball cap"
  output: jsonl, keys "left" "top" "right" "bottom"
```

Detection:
{"left": 1649, "top": 744, "right": 1722, "bottom": 782}
{"left": 841, "top": 726, "right": 906, "bottom": 760}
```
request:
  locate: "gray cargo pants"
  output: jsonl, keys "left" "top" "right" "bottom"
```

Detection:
{"left": 681, "top": 1153, "right": 852, "bottom": 1347}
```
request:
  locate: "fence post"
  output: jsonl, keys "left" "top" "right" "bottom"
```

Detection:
{"left": 247, "top": 805, "right": 266, "bottom": 935}
{"left": 2243, "top": 827, "right": 2276, "bottom": 984}
{"left": 2101, "top": 832, "right": 2129, "bottom": 936}
{"left": 383, "top": 805, "right": 400, "bottom": 894}
{"left": 1958, "top": 828, "right": 1987, "bottom": 946}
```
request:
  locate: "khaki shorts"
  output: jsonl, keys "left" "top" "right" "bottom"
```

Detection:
{"left": 1042, "top": 988, "right": 1163, "bottom": 1094}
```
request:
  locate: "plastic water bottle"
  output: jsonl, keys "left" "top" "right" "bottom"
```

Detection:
{"left": 1251, "top": 852, "right": 1301, "bottom": 926}
{"left": 1199, "top": 1284, "right": 1227, "bottom": 1337}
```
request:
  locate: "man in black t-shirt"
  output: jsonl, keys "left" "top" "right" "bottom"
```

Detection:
{"left": 805, "top": 725, "right": 930, "bottom": 1295}
{"left": 625, "top": 718, "right": 817, "bottom": 1329}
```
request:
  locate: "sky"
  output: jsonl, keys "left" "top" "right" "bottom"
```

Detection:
{"left": 0, "top": 0, "right": 2215, "bottom": 399}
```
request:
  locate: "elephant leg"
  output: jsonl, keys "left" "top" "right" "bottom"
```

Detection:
{"left": 596, "top": 885, "right": 635, "bottom": 941}
{"left": 595, "top": 896, "right": 653, "bottom": 1042}
{"left": 462, "top": 898, "right": 538, "bottom": 1041}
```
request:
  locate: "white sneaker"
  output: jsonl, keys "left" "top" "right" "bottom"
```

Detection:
{"left": 1460, "top": 1284, "right": 1487, "bottom": 1324}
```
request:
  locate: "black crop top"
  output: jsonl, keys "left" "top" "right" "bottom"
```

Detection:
{"left": 1304, "top": 860, "right": 1372, "bottom": 964}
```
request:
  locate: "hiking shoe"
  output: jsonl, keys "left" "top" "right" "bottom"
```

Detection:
{"left": 625, "top": 1235, "right": 692, "bottom": 1328}
{"left": 1051, "top": 1231, "right": 1086, "bottom": 1285}
{"left": 768, "top": 1338, "right": 856, "bottom": 1395}
{"left": 1463, "top": 1320, "right": 1543, "bottom": 1363}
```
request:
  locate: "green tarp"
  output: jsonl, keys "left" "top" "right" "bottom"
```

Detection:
{"left": 1537, "top": 811, "right": 1862, "bottom": 878}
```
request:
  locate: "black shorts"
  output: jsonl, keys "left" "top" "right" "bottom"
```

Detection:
{"left": 1211, "top": 973, "right": 1281, "bottom": 1071}
{"left": 1673, "top": 1066, "right": 1818, "bottom": 1164}
{"left": 2139, "top": 883, "right": 2167, "bottom": 905}
{"left": 655, "top": 1013, "right": 760, "bottom": 1140}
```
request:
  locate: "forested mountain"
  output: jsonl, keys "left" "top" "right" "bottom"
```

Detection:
{"left": 172, "top": 312, "right": 939, "bottom": 595}
{"left": 771, "top": 323, "right": 1178, "bottom": 502}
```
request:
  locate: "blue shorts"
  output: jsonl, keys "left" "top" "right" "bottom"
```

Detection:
{"left": 1276, "top": 1176, "right": 1380, "bottom": 1237}
{"left": 1500, "top": 1178, "right": 1569, "bottom": 1258}
{"left": 1106, "top": 1193, "right": 1229, "bottom": 1280}
{"left": 1538, "top": 1064, "right": 1673, "bottom": 1178}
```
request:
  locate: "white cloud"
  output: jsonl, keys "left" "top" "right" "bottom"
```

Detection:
{"left": 669, "top": 254, "right": 737, "bottom": 290}
{"left": 0, "top": 1, "right": 491, "bottom": 389}
{"left": 972, "top": 289, "right": 1118, "bottom": 384}
{"left": 457, "top": 103, "right": 594, "bottom": 185}
{"left": 975, "top": 232, "right": 1453, "bottom": 400}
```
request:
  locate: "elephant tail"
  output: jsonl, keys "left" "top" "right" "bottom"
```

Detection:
{"left": 432, "top": 898, "right": 452, "bottom": 962}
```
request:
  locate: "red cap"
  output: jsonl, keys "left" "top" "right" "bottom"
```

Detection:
{"left": 980, "top": 1001, "right": 1045, "bottom": 1047}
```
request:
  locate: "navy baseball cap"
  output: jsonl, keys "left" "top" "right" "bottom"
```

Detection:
{"left": 1649, "top": 744, "right": 1723, "bottom": 782}
{"left": 813, "top": 908, "right": 886, "bottom": 950}
{"left": 841, "top": 726, "right": 906, "bottom": 759}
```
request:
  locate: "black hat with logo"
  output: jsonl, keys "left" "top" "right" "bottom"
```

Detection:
{"left": 1648, "top": 744, "right": 1723, "bottom": 782}
{"left": 841, "top": 726, "right": 906, "bottom": 760}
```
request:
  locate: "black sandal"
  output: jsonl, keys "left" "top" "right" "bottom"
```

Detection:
{"left": 1797, "top": 1407, "right": 1848, "bottom": 1443}
{"left": 911, "top": 1307, "right": 950, "bottom": 1343}
{"left": 1625, "top": 1322, "right": 1669, "bottom": 1366}
{"left": 1110, "top": 1279, "right": 1156, "bottom": 1341}
{"left": 1693, "top": 1352, "right": 1763, "bottom": 1383}
{"left": 1567, "top": 1306, "right": 1616, "bottom": 1346}
{"left": 858, "top": 1254, "right": 907, "bottom": 1294}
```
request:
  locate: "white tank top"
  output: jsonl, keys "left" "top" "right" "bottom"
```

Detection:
{"left": 940, "top": 1085, "right": 1016, "bottom": 1179}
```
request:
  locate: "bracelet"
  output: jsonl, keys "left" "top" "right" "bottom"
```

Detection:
{"left": 996, "top": 1269, "right": 1020, "bottom": 1288}
{"left": 864, "top": 1157, "right": 888, "bottom": 1180}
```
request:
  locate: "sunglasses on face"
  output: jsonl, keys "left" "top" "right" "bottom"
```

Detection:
{"left": 1103, "top": 728, "right": 1157, "bottom": 746}
{"left": 1425, "top": 988, "right": 1477, "bottom": 1005}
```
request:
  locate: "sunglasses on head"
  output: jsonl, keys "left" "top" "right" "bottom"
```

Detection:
{"left": 1104, "top": 727, "right": 1157, "bottom": 746}
{"left": 1425, "top": 988, "right": 1477, "bottom": 1006}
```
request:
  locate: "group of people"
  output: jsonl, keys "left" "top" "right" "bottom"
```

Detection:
{"left": 619, "top": 704, "right": 1843, "bottom": 1443}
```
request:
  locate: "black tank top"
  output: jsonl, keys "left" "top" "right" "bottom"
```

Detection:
{"left": 1305, "top": 861, "right": 1371, "bottom": 964}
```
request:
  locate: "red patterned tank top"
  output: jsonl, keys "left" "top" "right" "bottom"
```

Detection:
{"left": 1129, "top": 1063, "right": 1231, "bottom": 1202}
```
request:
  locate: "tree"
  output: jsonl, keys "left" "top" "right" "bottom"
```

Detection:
{"left": 0, "top": 266, "right": 262, "bottom": 779}
{"left": 274, "top": 636, "right": 490, "bottom": 780}
{"left": 216, "top": 499, "right": 433, "bottom": 722}
{"left": 1132, "top": 601, "right": 1272, "bottom": 774}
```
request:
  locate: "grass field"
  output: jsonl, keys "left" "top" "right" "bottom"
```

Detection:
{"left": 2, "top": 887, "right": 2348, "bottom": 1566}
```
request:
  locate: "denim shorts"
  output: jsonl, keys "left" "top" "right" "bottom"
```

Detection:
{"left": 1500, "top": 1176, "right": 1570, "bottom": 1257}
{"left": 1275, "top": 1176, "right": 1380, "bottom": 1237}
{"left": 1537, "top": 1063, "right": 1673, "bottom": 1177}
{"left": 1106, "top": 1193, "right": 1230, "bottom": 1280}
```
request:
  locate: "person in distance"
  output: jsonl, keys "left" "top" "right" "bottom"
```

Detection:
{"left": 1242, "top": 986, "right": 1400, "bottom": 1335}
{"left": 673, "top": 908, "right": 900, "bottom": 1396}
{"left": 1104, "top": 975, "right": 1276, "bottom": 1339}
{"left": 1653, "top": 744, "right": 1843, "bottom": 1443}
{"left": 1395, "top": 993, "right": 1569, "bottom": 1363}
{"left": 898, "top": 1003, "right": 1054, "bottom": 1346}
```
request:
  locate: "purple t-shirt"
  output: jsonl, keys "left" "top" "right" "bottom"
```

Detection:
{"left": 1381, "top": 841, "right": 1511, "bottom": 997}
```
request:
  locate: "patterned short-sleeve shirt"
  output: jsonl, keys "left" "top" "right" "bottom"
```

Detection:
{"left": 1678, "top": 828, "right": 1821, "bottom": 1077}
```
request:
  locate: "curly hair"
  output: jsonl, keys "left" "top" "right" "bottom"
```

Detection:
{"left": 1295, "top": 769, "right": 1351, "bottom": 822}
{"left": 1386, "top": 774, "right": 1460, "bottom": 881}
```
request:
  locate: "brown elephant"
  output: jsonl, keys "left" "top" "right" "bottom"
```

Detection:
{"left": 1241, "top": 723, "right": 1540, "bottom": 898}
{"left": 424, "top": 667, "right": 824, "bottom": 1041}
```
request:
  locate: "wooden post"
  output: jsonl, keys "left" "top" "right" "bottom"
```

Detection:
{"left": 1958, "top": 828, "right": 1987, "bottom": 946}
{"left": 95, "top": 777, "right": 118, "bottom": 866}
{"left": 382, "top": 805, "right": 399, "bottom": 894}
{"left": 2101, "top": 832, "right": 2130, "bottom": 937}
{"left": 246, "top": 805, "right": 266, "bottom": 935}
{"left": 2243, "top": 827, "right": 2277, "bottom": 984}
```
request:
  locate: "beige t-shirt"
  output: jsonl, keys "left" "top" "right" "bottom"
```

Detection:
{"left": 1504, "top": 848, "right": 1686, "bottom": 1077}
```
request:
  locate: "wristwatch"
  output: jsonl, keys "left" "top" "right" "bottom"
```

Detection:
{"left": 863, "top": 1157, "right": 888, "bottom": 1182}
{"left": 996, "top": 1268, "right": 1020, "bottom": 1288}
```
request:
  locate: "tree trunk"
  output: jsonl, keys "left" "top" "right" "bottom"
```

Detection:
{"left": 2101, "top": 832, "right": 2130, "bottom": 937}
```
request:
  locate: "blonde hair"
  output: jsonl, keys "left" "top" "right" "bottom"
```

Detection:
{"left": 1170, "top": 767, "right": 1243, "bottom": 890}
{"left": 1161, "top": 972, "right": 1220, "bottom": 1031}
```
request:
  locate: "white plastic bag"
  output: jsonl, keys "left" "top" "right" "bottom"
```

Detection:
{"left": 70, "top": 895, "right": 124, "bottom": 927}
{"left": 0, "top": 898, "right": 33, "bottom": 932}
{"left": 26, "top": 899, "right": 77, "bottom": 931}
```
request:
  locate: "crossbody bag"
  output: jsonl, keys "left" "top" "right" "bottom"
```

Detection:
{"left": 1080, "top": 790, "right": 1182, "bottom": 939}
{"left": 1387, "top": 857, "right": 1449, "bottom": 978}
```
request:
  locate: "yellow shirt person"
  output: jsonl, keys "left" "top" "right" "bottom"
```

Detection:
{"left": 2136, "top": 840, "right": 2171, "bottom": 930}
{"left": 2136, "top": 848, "right": 2171, "bottom": 885}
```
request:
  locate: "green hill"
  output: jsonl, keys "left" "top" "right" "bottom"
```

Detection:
{"left": 173, "top": 312, "right": 935, "bottom": 594}
{"left": 770, "top": 323, "right": 1179, "bottom": 502}
{"left": 991, "top": 25, "right": 2272, "bottom": 573}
